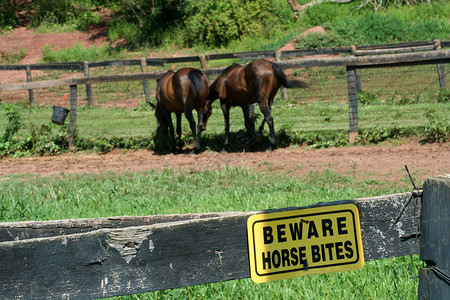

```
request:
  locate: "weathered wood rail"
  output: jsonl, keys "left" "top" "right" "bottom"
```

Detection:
{"left": 1, "top": 175, "right": 448, "bottom": 299}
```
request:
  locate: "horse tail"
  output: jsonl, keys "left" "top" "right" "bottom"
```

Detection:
{"left": 272, "top": 62, "right": 308, "bottom": 89}
{"left": 188, "top": 69, "right": 208, "bottom": 98}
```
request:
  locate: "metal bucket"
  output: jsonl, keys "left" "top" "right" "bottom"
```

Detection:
{"left": 51, "top": 106, "right": 70, "bottom": 125}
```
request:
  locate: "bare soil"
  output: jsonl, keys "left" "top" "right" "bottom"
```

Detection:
{"left": 1, "top": 142, "right": 449, "bottom": 187}
{"left": 0, "top": 28, "right": 449, "bottom": 184}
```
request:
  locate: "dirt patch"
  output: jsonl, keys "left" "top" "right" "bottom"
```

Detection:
{"left": 1, "top": 141, "right": 448, "bottom": 187}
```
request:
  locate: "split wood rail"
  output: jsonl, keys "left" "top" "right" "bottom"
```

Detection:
{"left": 0, "top": 175, "right": 448, "bottom": 299}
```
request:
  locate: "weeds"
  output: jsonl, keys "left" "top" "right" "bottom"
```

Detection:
{"left": 421, "top": 111, "right": 449, "bottom": 143}
{"left": 0, "top": 49, "right": 26, "bottom": 64}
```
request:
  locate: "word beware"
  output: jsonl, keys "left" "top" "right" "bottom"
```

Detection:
{"left": 247, "top": 204, "right": 364, "bottom": 283}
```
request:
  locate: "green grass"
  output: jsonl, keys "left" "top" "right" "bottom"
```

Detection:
{"left": 1, "top": 99, "right": 447, "bottom": 140}
{"left": 0, "top": 168, "right": 420, "bottom": 299}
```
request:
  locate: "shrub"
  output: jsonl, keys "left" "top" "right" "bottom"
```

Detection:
{"left": 295, "top": 32, "right": 344, "bottom": 49}
{"left": 421, "top": 112, "right": 450, "bottom": 143}
{"left": 358, "top": 92, "right": 379, "bottom": 105}
{"left": 0, "top": 0, "right": 18, "bottom": 30}
{"left": 183, "top": 0, "right": 295, "bottom": 47}
{"left": 0, "top": 49, "right": 26, "bottom": 64}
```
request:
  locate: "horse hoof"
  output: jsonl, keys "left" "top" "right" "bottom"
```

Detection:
{"left": 266, "top": 144, "right": 276, "bottom": 152}
{"left": 220, "top": 148, "right": 228, "bottom": 153}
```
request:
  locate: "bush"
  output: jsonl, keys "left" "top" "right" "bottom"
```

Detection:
{"left": 421, "top": 112, "right": 449, "bottom": 143}
{"left": 183, "top": 0, "right": 296, "bottom": 47}
{"left": 0, "top": 0, "right": 18, "bottom": 30}
{"left": 295, "top": 32, "right": 344, "bottom": 49}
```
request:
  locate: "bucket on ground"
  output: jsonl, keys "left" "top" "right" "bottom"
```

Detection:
{"left": 51, "top": 106, "right": 70, "bottom": 125}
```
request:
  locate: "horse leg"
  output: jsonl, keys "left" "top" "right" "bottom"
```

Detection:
{"left": 242, "top": 105, "right": 256, "bottom": 151}
{"left": 258, "top": 97, "right": 273, "bottom": 134}
{"left": 184, "top": 107, "right": 200, "bottom": 154}
{"left": 175, "top": 113, "right": 182, "bottom": 153}
{"left": 259, "top": 103, "right": 276, "bottom": 151}
{"left": 221, "top": 103, "right": 230, "bottom": 153}
{"left": 164, "top": 111, "right": 176, "bottom": 153}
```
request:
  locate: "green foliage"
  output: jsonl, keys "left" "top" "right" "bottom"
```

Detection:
{"left": 358, "top": 92, "right": 379, "bottom": 105}
{"left": 183, "top": 0, "right": 295, "bottom": 47}
{"left": 297, "top": 4, "right": 450, "bottom": 48}
{"left": 302, "top": 2, "right": 356, "bottom": 26}
{"left": 0, "top": 0, "right": 19, "bottom": 30}
{"left": 356, "top": 125, "right": 406, "bottom": 145}
{"left": 28, "top": 0, "right": 102, "bottom": 31}
{"left": 29, "top": 0, "right": 76, "bottom": 28}
{"left": 104, "top": 0, "right": 297, "bottom": 48}
{"left": 421, "top": 111, "right": 450, "bottom": 143}
{"left": 1, "top": 104, "right": 23, "bottom": 142}
{"left": 41, "top": 43, "right": 124, "bottom": 63}
{"left": 436, "top": 89, "right": 450, "bottom": 103}
{"left": 21, "top": 124, "right": 71, "bottom": 155}
{"left": 0, "top": 49, "right": 26, "bottom": 64}
{"left": 295, "top": 32, "right": 344, "bottom": 49}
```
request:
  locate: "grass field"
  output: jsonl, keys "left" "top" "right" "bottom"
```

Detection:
{"left": 0, "top": 168, "right": 421, "bottom": 299}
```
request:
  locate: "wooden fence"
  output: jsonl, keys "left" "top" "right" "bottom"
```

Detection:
{"left": 0, "top": 175, "right": 448, "bottom": 299}
{"left": 0, "top": 39, "right": 448, "bottom": 104}
{"left": 1, "top": 48, "right": 449, "bottom": 147}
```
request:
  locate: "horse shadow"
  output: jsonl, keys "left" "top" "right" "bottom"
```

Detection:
{"left": 152, "top": 129, "right": 275, "bottom": 155}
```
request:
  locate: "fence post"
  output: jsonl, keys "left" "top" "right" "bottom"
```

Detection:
{"left": 26, "top": 64, "right": 35, "bottom": 105}
{"left": 69, "top": 85, "right": 77, "bottom": 151}
{"left": 275, "top": 50, "right": 288, "bottom": 99}
{"left": 346, "top": 66, "right": 358, "bottom": 143}
{"left": 199, "top": 54, "right": 207, "bottom": 69}
{"left": 83, "top": 61, "right": 93, "bottom": 105}
{"left": 435, "top": 40, "right": 447, "bottom": 90}
{"left": 418, "top": 175, "right": 450, "bottom": 299}
{"left": 355, "top": 69, "right": 363, "bottom": 92}
{"left": 351, "top": 46, "right": 363, "bottom": 93}
{"left": 140, "top": 58, "right": 151, "bottom": 104}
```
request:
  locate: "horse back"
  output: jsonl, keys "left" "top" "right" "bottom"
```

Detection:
{"left": 245, "top": 59, "right": 282, "bottom": 98}
{"left": 157, "top": 70, "right": 184, "bottom": 114}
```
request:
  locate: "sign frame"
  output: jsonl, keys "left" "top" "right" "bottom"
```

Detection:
{"left": 247, "top": 204, "right": 364, "bottom": 283}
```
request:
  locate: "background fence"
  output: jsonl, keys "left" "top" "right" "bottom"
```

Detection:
{"left": 1, "top": 40, "right": 448, "bottom": 106}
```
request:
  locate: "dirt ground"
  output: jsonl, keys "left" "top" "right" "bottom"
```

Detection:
{"left": 1, "top": 142, "right": 449, "bottom": 187}
{"left": 0, "top": 28, "right": 449, "bottom": 184}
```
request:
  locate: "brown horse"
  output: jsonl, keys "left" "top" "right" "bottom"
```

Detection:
{"left": 205, "top": 59, "right": 308, "bottom": 152}
{"left": 154, "top": 68, "right": 210, "bottom": 153}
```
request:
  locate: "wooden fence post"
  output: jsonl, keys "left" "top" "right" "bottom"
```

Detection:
{"left": 25, "top": 64, "right": 35, "bottom": 105}
{"left": 83, "top": 61, "right": 93, "bottom": 105}
{"left": 351, "top": 46, "right": 363, "bottom": 93}
{"left": 275, "top": 50, "right": 288, "bottom": 100}
{"left": 140, "top": 58, "right": 151, "bottom": 104}
{"left": 418, "top": 175, "right": 450, "bottom": 299}
{"left": 355, "top": 69, "right": 363, "bottom": 92}
{"left": 346, "top": 66, "right": 358, "bottom": 143}
{"left": 69, "top": 85, "right": 77, "bottom": 151}
{"left": 435, "top": 40, "right": 447, "bottom": 90}
{"left": 199, "top": 54, "right": 208, "bottom": 69}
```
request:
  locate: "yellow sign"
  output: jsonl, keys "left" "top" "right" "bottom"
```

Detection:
{"left": 247, "top": 204, "right": 364, "bottom": 283}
